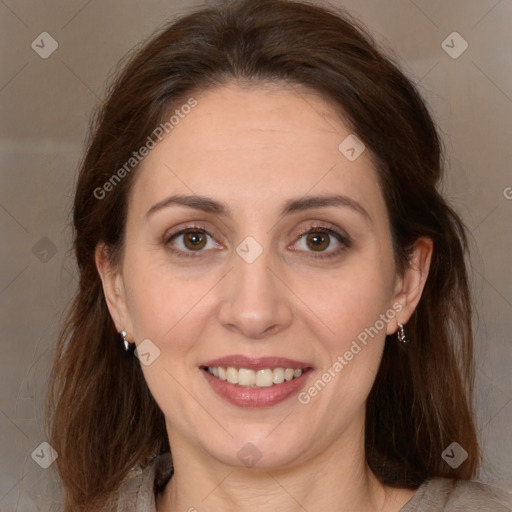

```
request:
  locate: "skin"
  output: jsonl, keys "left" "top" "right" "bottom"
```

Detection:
{"left": 96, "top": 82, "right": 432, "bottom": 512}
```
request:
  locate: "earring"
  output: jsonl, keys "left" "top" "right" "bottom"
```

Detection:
{"left": 120, "top": 330, "right": 133, "bottom": 352}
{"left": 397, "top": 323, "right": 409, "bottom": 343}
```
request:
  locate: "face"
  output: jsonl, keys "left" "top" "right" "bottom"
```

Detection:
{"left": 98, "top": 82, "right": 429, "bottom": 471}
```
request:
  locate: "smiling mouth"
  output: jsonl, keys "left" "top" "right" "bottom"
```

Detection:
{"left": 201, "top": 366, "right": 312, "bottom": 388}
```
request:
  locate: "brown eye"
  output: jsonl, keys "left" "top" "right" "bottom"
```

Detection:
{"left": 182, "top": 230, "right": 207, "bottom": 250}
{"left": 304, "top": 232, "right": 330, "bottom": 251}
{"left": 292, "top": 226, "right": 350, "bottom": 259}
{"left": 166, "top": 227, "right": 218, "bottom": 254}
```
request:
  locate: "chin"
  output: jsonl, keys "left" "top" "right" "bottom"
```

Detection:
{"left": 198, "top": 429, "right": 308, "bottom": 471}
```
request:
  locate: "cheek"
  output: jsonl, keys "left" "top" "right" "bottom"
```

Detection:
{"left": 295, "top": 253, "right": 394, "bottom": 391}
{"left": 297, "top": 273, "right": 393, "bottom": 422}
{"left": 122, "top": 252, "right": 219, "bottom": 352}
{"left": 297, "top": 257, "right": 394, "bottom": 339}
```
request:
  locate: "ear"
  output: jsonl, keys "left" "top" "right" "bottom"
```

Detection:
{"left": 95, "top": 243, "right": 134, "bottom": 338}
{"left": 386, "top": 237, "right": 433, "bottom": 335}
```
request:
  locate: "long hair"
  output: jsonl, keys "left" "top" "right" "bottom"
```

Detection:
{"left": 46, "top": 0, "right": 479, "bottom": 509}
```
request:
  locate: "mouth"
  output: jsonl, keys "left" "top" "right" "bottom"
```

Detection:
{"left": 200, "top": 355, "right": 314, "bottom": 408}
{"left": 202, "top": 365, "right": 309, "bottom": 388}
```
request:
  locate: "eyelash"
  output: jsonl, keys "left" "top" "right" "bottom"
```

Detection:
{"left": 163, "top": 223, "right": 351, "bottom": 260}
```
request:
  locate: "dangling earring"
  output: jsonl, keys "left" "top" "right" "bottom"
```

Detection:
{"left": 397, "top": 323, "right": 409, "bottom": 343}
{"left": 120, "top": 330, "right": 133, "bottom": 352}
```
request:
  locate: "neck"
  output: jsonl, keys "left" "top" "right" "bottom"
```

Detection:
{"left": 156, "top": 416, "right": 410, "bottom": 512}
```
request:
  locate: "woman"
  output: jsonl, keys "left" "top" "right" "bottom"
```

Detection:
{"left": 46, "top": 0, "right": 512, "bottom": 510}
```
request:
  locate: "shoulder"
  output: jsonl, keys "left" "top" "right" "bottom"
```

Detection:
{"left": 103, "top": 453, "right": 174, "bottom": 512}
{"left": 400, "top": 477, "right": 512, "bottom": 512}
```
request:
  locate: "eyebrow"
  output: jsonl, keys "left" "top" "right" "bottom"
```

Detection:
{"left": 145, "top": 193, "right": 371, "bottom": 222}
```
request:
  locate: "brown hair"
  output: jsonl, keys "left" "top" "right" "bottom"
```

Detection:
{"left": 46, "top": 0, "right": 480, "bottom": 509}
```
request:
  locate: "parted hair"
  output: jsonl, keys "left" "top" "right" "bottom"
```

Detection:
{"left": 46, "top": 0, "right": 480, "bottom": 510}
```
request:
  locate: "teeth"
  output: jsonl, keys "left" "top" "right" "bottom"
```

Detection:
{"left": 206, "top": 366, "right": 305, "bottom": 388}
{"left": 273, "top": 367, "right": 285, "bottom": 384}
{"left": 239, "top": 368, "right": 256, "bottom": 387}
{"left": 285, "top": 368, "right": 295, "bottom": 381}
{"left": 226, "top": 367, "right": 238, "bottom": 384}
{"left": 256, "top": 369, "right": 273, "bottom": 387}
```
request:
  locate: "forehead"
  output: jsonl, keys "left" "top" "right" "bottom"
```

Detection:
{"left": 130, "top": 83, "right": 386, "bottom": 223}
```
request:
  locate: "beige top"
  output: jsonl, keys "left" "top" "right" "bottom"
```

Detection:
{"left": 110, "top": 453, "right": 512, "bottom": 511}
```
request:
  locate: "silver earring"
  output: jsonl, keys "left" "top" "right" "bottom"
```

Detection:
{"left": 397, "top": 323, "right": 409, "bottom": 343}
{"left": 121, "top": 330, "right": 132, "bottom": 352}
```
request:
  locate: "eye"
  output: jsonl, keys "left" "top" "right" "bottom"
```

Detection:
{"left": 291, "top": 226, "right": 350, "bottom": 258}
{"left": 163, "top": 224, "right": 350, "bottom": 259}
{"left": 165, "top": 227, "right": 220, "bottom": 255}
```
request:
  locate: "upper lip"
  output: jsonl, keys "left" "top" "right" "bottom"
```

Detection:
{"left": 201, "top": 354, "right": 313, "bottom": 371}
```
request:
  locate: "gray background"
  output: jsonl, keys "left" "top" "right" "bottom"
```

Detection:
{"left": 1, "top": 0, "right": 511, "bottom": 510}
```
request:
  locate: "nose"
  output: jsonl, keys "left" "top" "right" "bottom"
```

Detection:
{"left": 217, "top": 246, "right": 294, "bottom": 339}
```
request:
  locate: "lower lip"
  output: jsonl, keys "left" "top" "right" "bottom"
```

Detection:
{"left": 201, "top": 369, "right": 312, "bottom": 408}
